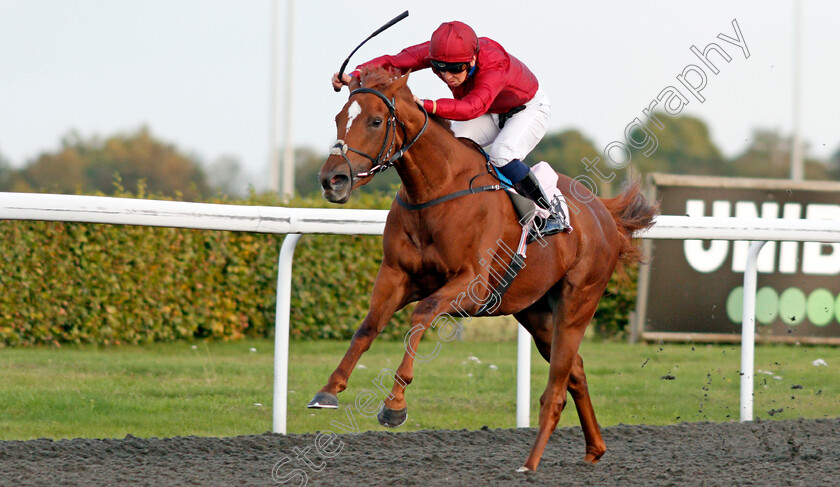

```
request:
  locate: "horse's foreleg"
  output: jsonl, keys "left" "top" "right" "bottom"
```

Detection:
{"left": 569, "top": 353, "right": 606, "bottom": 463}
{"left": 308, "top": 265, "right": 410, "bottom": 409}
{"left": 377, "top": 275, "right": 475, "bottom": 427}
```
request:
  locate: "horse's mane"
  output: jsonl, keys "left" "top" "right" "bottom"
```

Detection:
{"left": 428, "top": 114, "right": 453, "bottom": 134}
{"left": 358, "top": 66, "right": 454, "bottom": 135}
{"left": 359, "top": 66, "right": 397, "bottom": 91}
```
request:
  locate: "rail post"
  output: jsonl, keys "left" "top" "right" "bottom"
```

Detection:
{"left": 740, "top": 240, "right": 766, "bottom": 422}
{"left": 273, "top": 233, "right": 302, "bottom": 434}
{"left": 516, "top": 323, "right": 531, "bottom": 427}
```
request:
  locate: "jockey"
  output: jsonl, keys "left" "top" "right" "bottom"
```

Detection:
{"left": 332, "top": 20, "right": 568, "bottom": 234}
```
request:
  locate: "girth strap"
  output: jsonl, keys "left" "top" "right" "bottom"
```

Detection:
{"left": 394, "top": 184, "right": 502, "bottom": 211}
{"left": 475, "top": 253, "right": 526, "bottom": 316}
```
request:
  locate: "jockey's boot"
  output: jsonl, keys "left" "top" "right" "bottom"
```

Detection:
{"left": 513, "top": 170, "right": 570, "bottom": 236}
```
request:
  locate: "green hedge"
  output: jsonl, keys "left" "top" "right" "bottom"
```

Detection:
{"left": 0, "top": 190, "right": 637, "bottom": 347}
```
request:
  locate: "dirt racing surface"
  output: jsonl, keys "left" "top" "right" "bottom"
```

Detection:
{"left": 2, "top": 417, "right": 839, "bottom": 486}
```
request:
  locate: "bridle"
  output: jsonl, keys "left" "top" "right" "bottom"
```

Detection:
{"left": 329, "top": 85, "right": 504, "bottom": 212}
{"left": 329, "top": 87, "right": 428, "bottom": 182}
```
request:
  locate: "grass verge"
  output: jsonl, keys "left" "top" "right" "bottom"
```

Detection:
{"left": 1, "top": 337, "right": 838, "bottom": 440}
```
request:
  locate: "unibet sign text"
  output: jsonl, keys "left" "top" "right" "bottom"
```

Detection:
{"left": 641, "top": 175, "right": 840, "bottom": 341}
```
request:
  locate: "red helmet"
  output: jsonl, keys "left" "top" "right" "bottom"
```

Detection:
{"left": 429, "top": 21, "right": 478, "bottom": 62}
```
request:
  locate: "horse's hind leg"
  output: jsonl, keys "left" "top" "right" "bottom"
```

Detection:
{"left": 520, "top": 278, "right": 606, "bottom": 472}
{"left": 516, "top": 303, "right": 605, "bottom": 463}
{"left": 514, "top": 299, "right": 553, "bottom": 361}
{"left": 569, "top": 353, "right": 606, "bottom": 463}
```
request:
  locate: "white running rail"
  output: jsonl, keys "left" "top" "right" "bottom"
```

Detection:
{"left": 2, "top": 192, "right": 840, "bottom": 431}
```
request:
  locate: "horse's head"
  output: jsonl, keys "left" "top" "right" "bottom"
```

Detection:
{"left": 319, "top": 68, "right": 414, "bottom": 203}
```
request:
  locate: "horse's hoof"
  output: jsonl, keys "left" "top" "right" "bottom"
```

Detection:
{"left": 584, "top": 450, "right": 605, "bottom": 464}
{"left": 377, "top": 406, "right": 408, "bottom": 427}
{"left": 307, "top": 391, "right": 339, "bottom": 409}
{"left": 516, "top": 466, "right": 532, "bottom": 473}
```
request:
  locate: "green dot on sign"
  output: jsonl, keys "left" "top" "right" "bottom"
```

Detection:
{"left": 779, "top": 288, "right": 807, "bottom": 326}
{"left": 726, "top": 287, "right": 743, "bottom": 323}
{"left": 755, "top": 287, "right": 779, "bottom": 325}
{"left": 807, "top": 289, "right": 835, "bottom": 327}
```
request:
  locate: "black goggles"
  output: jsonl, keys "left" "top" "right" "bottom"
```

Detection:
{"left": 430, "top": 59, "right": 469, "bottom": 73}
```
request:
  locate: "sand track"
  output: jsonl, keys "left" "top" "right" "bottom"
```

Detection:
{"left": 2, "top": 418, "right": 839, "bottom": 486}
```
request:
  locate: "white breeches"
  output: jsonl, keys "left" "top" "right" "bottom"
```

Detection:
{"left": 450, "top": 88, "right": 551, "bottom": 168}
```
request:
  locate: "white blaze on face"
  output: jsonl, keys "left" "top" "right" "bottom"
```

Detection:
{"left": 345, "top": 101, "right": 362, "bottom": 133}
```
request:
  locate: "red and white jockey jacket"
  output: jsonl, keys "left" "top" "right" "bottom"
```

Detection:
{"left": 352, "top": 37, "right": 539, "bottom": 121}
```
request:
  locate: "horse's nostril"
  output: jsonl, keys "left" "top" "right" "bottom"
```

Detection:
{"left": 330, "top": 174, "right": 350, "bottom": 189}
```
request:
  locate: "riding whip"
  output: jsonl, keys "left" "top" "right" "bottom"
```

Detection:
{"left": 334, "top": 10, "right": 409, "bottom": 92}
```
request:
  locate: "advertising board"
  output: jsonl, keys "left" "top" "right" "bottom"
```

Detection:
{"left": 636, "top": 174, "right": 840, "bottom": 344}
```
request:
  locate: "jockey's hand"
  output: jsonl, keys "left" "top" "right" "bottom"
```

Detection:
{"left": 413, "top": 95, "right": 421, "bottom": 105}
{"left": 331, "top": 72, "right": 353, "bottom": 90}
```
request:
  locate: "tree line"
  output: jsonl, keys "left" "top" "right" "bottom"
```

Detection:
{"left": 0, "top": 127, "right": 245, "bottom": 200}
{"left": 2, "top": 114, "right": 839, "bottom": 200}
{"left": 296, "top": 112, "right": 840, "bottom": 197}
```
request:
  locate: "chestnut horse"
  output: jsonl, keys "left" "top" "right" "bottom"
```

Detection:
{"left": 313, "top": 67, "right": 657, "bottom": 472}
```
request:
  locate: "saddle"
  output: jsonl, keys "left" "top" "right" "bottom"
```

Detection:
{"left": 457, "top": 138, "right": 571, "bottom": 245}
{"left": 456, "top": 138, "right": 573, "bottom": 315}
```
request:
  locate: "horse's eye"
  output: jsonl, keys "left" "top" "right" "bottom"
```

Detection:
{"left": 370, "top": 118, "right": 383, "bottom": 128}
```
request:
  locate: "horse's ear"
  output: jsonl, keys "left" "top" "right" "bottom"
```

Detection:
{"left": 388, "top": 70, "right": 411, "bottom": 95}
{"left": 348, "top": 75, "right": 361, "bottom": 91}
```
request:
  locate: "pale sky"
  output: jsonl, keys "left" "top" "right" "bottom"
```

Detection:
{"left": 1, "top": 0, "right": 838, "bottom": 190}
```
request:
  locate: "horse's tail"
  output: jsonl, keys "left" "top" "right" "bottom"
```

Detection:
{"left": 601, "top": 179, "right": 659, "bottom": 279}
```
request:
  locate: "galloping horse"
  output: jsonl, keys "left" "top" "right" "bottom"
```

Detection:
{"left": 313, "top": 67, "right": 658, "bottom": 472}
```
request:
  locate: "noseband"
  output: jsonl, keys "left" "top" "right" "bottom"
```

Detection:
{"left": 330, "top": 87, "right": 429, "bottom": 181}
